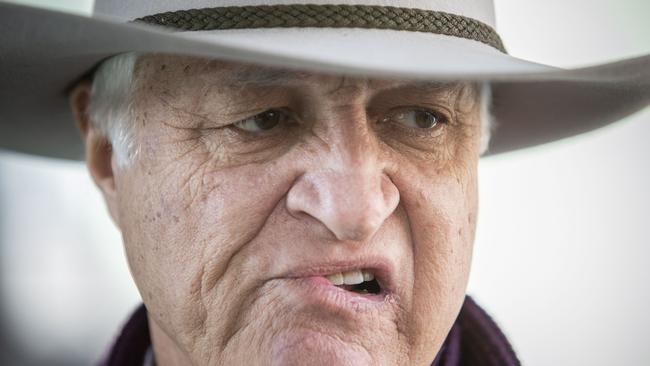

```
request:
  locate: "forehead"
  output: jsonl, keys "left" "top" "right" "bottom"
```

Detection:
{"left": 134, "top": 54, "right": 480, "bottom": 102}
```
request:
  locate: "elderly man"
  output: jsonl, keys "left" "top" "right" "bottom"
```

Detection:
{"left": 73, "top": 53, "right": 496, "bottom": 365}
{"left": 1, "top": 1, "right": 649, "bottom": 365}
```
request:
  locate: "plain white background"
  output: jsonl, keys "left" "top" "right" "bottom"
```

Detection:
{"left": 0, "top": 0, "right": 649, "bottom": 365}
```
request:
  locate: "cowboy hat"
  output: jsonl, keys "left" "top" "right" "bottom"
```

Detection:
{"left": 1, "top": 0, "right": 649, "bottom": 160}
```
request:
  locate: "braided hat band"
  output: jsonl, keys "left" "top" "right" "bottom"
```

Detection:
{"left": 133, "top": 4, "right": 506, "bottom": 53}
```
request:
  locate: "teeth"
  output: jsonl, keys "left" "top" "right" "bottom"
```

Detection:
{"left": 362, "top": 270, "right": 375, "bottom": 282}
{"left": 343, "top": 270, "right": 364, "bottom": 285}
{"left": 325, "top": 269, "right": 374, "bottom": 285}
{"left": 326, "top": 272, "right": 344, "bottom": 286}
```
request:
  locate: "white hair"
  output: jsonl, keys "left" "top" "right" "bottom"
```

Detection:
{"left": 88, "top": 53, "right": 494, "bottom": 166}
{"left": 88, "top": 52, "right": 139, "bottom": 167}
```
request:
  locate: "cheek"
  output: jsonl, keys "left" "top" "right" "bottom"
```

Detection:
{"left": 116, "top": 154, "right": 295, "bottom": 356}
{"left": 390, "top": 155, "right": 478, "bottom": 363}
{"left": 410, "top": 178, "right": 477, "bottom": 292}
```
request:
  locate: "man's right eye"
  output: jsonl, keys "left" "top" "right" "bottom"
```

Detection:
{"left": 233, "top": 109, "right": 284, "bottom": 133}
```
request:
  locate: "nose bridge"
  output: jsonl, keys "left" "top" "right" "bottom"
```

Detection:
{"left": 322, "top": 98, "right": 377, "bottom": 168}
{"left": 286, "top": 134, "right": 400, "bottom": 242}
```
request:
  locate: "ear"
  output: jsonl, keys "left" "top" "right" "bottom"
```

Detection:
{"left": 69, "top": 79, "right": 122, "bottom": 227}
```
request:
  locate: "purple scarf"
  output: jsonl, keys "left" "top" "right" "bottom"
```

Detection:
{"left": 101, "top": 296, "right": 520, "bottom": 366}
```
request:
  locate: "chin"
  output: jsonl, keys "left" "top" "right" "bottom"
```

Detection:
{"left": 270, "top": 329, "right": 377, "bottom": 366}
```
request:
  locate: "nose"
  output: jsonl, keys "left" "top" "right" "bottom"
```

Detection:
{"left": 286, "top": 167, "right": 400, "bottom": 242}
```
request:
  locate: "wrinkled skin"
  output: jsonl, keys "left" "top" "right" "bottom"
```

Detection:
{"left": 71, "top": 54, "right": 482, "bottom": 366}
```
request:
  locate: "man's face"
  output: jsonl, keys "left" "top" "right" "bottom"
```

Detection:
{"left": 108, "top": 54, "right": 481, "bottom": 365}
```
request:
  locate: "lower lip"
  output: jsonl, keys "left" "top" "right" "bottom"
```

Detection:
{"left": 281, "top": 276, "right": 390, "bottom": 313}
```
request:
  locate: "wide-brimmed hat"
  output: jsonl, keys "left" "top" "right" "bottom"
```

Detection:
{"left": 1, "top": 0, "right": 649, "bottom": 159}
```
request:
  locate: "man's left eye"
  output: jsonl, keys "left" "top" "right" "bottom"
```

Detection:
{"left": 390, "top": 109, "right": 445, "bottom": 129}
{"left": 233, "top": 109, "right": 284, "bottom": 132}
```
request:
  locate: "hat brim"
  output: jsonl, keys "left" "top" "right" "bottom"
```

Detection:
{"left": 1, "top": 2, "right": 649, "bottom": 159}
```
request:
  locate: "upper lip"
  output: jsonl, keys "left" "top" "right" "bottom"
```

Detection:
{"left": 279, "top": 256, "right": 397, "bottom": 294}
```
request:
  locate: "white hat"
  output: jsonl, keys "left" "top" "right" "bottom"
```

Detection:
{"left": 1, "top": 0, "right": 649, "bottom": 159}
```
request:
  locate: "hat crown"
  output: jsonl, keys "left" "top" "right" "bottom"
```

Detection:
{"left": 93, "top": 0, "right": 497, "bottom": 28}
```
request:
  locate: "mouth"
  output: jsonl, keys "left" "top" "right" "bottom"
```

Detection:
{"left": 323, "top": 269, "right": 382, "bottom": 296}
{"left": 278, "top": 260, "right": 396, "bottom": 311}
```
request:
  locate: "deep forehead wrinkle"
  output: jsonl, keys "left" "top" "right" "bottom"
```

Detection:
{"left": 226, "top": 64, "right": 467, "bottom": 93}
{"left": 387, "top": 80, "right": 469, "bottom": 93}
{"left": 141, "top": 55, "right": 471, "bottom": 97}
{"left": 192, "top": 60, "right": 476, "bottom": 105}
{"left": 224, "top": 64, "right": 314, "bottom": 86}
{"left": 218, "top": 64, "right": 374, "bottom": 101}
